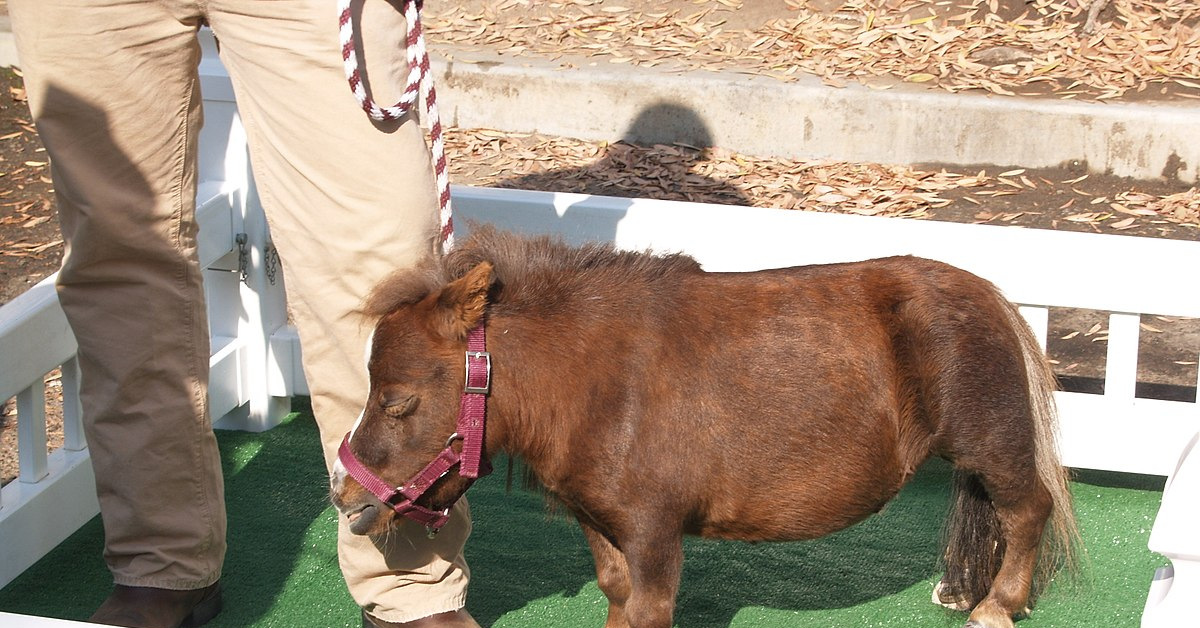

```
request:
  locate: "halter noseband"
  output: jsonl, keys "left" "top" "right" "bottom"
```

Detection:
{"left": 338, "top": 325, "right": 493, "bottom": 532}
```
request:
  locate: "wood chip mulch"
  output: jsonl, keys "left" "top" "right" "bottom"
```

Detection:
{"left": 426, "top": 0, "right": 1200, "bottom": 100}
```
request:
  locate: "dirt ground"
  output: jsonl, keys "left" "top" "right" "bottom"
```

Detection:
{"left": 2, "top": 1, "right": 1198, "bottom": 486}
{"left": 0, "top": 68, "right": 55, "bottom": 304}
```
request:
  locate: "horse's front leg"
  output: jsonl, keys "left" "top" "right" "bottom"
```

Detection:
{"left": 581, "top": 522, "right": 632, "bottom": 628}
{"left": 619, "top": 528, "right": 684, "bottom": 628}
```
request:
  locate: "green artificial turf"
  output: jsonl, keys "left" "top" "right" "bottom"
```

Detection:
{"left": 0, "top": 400, "right": 1169, "bottom": 627}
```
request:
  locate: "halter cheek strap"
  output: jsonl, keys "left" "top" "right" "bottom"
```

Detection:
{"left": 338, "top": 325, "right": 493, "bottom": 532}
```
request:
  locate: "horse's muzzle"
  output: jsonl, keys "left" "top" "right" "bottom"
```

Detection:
{"left": 346, "top": 503, "right": 382, "bottom": 535}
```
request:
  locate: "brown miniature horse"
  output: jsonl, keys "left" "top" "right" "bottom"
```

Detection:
{"left": 331, "top": 227, "right": 1080, "bottom": 628}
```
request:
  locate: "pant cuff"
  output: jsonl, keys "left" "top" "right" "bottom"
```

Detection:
{"left": 365, "top": 591, "right": 468, "bottom": 624}
{"left": 111, "top": 573, "right": 221, "bottom": 591}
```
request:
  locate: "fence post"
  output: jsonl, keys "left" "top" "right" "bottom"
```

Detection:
{"left": 59, "top": 357, "right": 86, "bottom": 452}
{"left": 1105, "top": 313, "right": 1141, "bottom": 400}
{"left": 1018, "top": 305, "right": 1049, "bottom": 351}
{"left": 16, "top": 381, "right": 48, "bottom": 484}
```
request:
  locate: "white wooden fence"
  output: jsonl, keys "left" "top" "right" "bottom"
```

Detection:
{"left": 449, "top": 188, "right": 1200, "bottom": 476}
{"left": 1, "top": 29, "right": 1197, "bottom": 627}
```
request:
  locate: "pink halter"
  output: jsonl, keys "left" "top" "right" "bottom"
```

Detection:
{"left": 338, "top": 325, "right": 492, "bottom": 531}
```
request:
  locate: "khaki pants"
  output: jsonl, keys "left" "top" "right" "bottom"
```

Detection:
{"left": 9, "top": 0, "right": 471, "bottom": 621}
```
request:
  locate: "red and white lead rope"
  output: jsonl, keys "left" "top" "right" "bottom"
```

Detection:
{"left": 338, "top": 0, "right": 455, "bottom": 248}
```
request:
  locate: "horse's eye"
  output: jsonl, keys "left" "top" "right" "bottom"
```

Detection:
{"left": 380, "top": 389, "right": 420, "bottom": 418}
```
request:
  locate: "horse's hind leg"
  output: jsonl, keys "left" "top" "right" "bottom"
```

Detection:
{"left": 581, "top": 523, "right": 633, "bottom": 628}
{"left": 963, "top": 467, "right": 1054, "bottom": 628}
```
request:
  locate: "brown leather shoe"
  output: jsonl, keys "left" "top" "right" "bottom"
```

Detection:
{"left": 362, "top": 608, "right": 481, "bottom": 627}
{"left": 90, "top": 581, "right": 222, "bottom": 628}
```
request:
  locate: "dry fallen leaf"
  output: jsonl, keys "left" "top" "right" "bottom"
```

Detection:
{"left": 426, "top": 0, "right": 1200, "bottom": 101}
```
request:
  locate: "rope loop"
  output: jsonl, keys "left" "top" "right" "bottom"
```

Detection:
{"left": 338, "top": 0, "right": 454, "bottom": 247}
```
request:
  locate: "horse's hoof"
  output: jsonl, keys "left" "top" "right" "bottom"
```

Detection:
{"left": 932, "top": 581, "right": 971, "bottom": 611}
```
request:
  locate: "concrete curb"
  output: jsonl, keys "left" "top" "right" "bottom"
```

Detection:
{"left": 434, "top": 48, "right": 1200, "bottom": 183}
{"left": 2, "top": 28, "right": 1197, "bottom": 183}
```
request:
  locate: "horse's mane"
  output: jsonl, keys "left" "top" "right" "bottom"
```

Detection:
{"left": 365, "top": 225, "right": 702, "bottom": 316}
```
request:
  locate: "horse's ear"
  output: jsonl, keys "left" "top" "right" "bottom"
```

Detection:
{"left": 436, "top": 261, "right": 494, "bottom": 339}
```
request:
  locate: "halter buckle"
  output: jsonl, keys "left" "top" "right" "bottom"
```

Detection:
{"left": 464, "top": 351, "right": 491, "bottom": 394}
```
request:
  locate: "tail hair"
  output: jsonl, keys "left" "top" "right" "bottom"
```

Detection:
{"left": 1004, "top": 300, "right": 1082, "bottom": 598}
{"left": 940, "top": 299, "right": 1082, "bottom": 608}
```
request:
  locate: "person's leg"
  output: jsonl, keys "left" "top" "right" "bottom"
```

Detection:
{"left": 9, "top": 0, "right": 226, "bottom": 618}
{"left": 206, "top": 0, "right": 473, "bottom": 622}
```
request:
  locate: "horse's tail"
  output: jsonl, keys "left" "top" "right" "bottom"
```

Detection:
{"left": 1006, "top": 300, "right": 1082, "bottom": 597}
{"left": 938, "top": 298, "right": 1082, "bottom": 609}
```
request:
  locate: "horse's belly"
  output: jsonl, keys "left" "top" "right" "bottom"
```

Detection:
{"left": 695, "top": 495, "right": 899, "bottom": 542}
{"left": 690, "top": 456, "right": 909, "bottom": 542}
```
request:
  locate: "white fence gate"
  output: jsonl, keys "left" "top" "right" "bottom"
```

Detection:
{"left": 1, "top": 29, "right": 1197, "bottom": 627}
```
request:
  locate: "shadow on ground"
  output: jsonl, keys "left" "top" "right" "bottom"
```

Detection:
{"left": 467, "top": 459, "right": 955, "bottom": 627}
